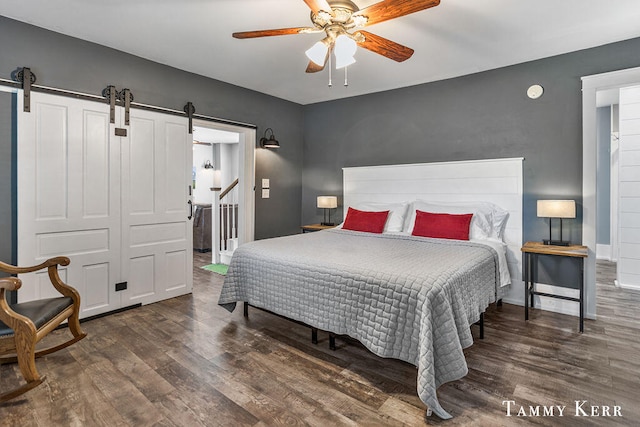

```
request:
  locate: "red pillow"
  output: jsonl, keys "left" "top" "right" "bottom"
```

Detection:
{"left": 411, "top": 210, "right": 473, "bottom": 240}
{"left": 342, "top": 207, "right": 390, "bottom": 233}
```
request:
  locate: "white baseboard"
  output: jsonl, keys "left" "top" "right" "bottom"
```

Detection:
{"left": 596, "top": 244, "right": 611, "bottom": 260}
{"left": 220, "top": 251, "right": 234, "bottom": 265}
{"left": 502, "top": 282, "right": 595, "bottom": 319}
{"left": 616, "top": 281, "right": 640, "bottom": 291}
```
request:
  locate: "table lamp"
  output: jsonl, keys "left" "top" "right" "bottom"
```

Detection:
{"left": 537, "top": 200, "right": 576, "bottom": 246}
{"left": 317, "top": 196, "right": 338, "bottom": 226}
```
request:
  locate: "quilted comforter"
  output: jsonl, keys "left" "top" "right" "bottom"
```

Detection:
{"left": 218, "top": 229, "right": 500, "bottom": 419}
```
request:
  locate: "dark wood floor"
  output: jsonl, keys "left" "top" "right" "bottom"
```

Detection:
{"left": 1, "top": 254, "right": 639, "bottom": 426}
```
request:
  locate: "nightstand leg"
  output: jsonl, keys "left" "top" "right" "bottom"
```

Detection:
{"left": 580, "top": 258, "right": 584, "bottom": 333}
{"left": 530, "top": 254, "right": 536, "bottom": 309}
{"left": 524, "top": 252, "right": 529, "bottom": 321}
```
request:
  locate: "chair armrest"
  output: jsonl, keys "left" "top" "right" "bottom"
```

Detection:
{"left": 0, "top": 257, "right": 70, "bottom": 275}
{"left": 0, "top": 277, "right": 37, "bottom": 335}
{"left": 0, "top": 277, "right": 22, "bottom": 292}
{"left": 0, "top": 257, "right": 79, "bottom": 303}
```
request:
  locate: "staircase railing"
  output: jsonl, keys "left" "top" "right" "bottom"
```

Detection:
{"left": 214, "top": 178, "right": 239, "bottom": 263}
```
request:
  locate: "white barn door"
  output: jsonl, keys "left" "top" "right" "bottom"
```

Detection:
{"left": 18, "top": 92, "right": 193, "bottom": 318}
{"left": 17, "top": 92, "right": 121, "bottom": 317}
{"left": 120, "top": 108, "right": 193, "bottom": 306}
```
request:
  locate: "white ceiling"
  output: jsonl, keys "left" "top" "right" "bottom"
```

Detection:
{"left": 2, "top": 1, "right": 640, "bottom": 105}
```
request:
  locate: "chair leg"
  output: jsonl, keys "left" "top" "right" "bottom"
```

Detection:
{"left": 67, "top": 309, "right": 86, "bottom": 341}
{"left": 0, "top": 328, "right": 45, "bottom": 402}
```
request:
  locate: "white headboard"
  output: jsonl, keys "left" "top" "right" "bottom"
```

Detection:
{"left": 343, "top": 158, "right": 524, "bottom": 292}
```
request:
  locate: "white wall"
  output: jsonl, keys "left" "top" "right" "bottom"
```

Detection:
{"left": 193, "top": 144, "right": 215, "bottom": 204}
{"left": 219, "top": 143, "right": 239, "bottom": 190}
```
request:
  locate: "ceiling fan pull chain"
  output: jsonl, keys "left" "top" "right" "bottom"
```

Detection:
{"left": 328, "top": 54, "right": 333, "bottom": 87}
{"left": 344, "top": 66, "right": 348, "bottom": 87}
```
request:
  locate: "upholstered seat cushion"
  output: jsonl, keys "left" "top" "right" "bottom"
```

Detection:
{"left": 0, "top": 297, "right": 73, "bottom": 337}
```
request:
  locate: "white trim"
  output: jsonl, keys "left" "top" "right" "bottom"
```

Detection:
{"left": 616, "top": 281, "right": 640, "bottom": 291}
{"left": 582, "top": 65, "right": 640, "bottom": 320}
{"left": 193, "top": 119, "right": 255, "bottom": 250}
{"left": 596, "top": 244, "right": 612, "bottom": 261}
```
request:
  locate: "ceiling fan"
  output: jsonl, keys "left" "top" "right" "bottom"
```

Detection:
{"left": 232, "top": 0, "right": 441, "bottom": 73}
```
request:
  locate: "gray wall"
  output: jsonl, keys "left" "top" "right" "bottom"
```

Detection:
{"left": 596, "top": 106, "right": 612, "bottom": 245}
{"left": 0, "top": 16, "right": 303, "bottom": 262}
{"left": 0, "top": 91, "right": 15, "bottom": 272}
{"left": 302, "top": 37, "right": 640, "bottom": 288}
{"left": 302, "top": 37, "right": 640, "bottom": 243}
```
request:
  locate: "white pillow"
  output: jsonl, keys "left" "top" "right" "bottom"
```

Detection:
{"left": 346, "top": 201, "right": 409, "bottom": 233}
{"left": 488, "top": 204, "right": 509, "bottom": 240}
{"left": 404, "top": 200, "right": 494, "bottom": 240}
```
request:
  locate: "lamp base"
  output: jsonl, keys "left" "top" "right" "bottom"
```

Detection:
{"left": 542, "top": 239, "right": 571, "bottom": 246}
{"left": 321, "top": 222, "right": 335, "bottom": 226}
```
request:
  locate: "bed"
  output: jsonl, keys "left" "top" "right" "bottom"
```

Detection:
{"left": 218, "top": 158, "right": 523, "bottom": 419}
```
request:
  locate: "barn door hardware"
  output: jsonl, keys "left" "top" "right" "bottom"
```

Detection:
{"left": 183, "top": 102, "right": 195, "bottom": 134}
{"left": 118, "top": 88, "right": 133, "bottom": 125}
{"left": 14, "top": 67, "right": 36, "bottom": 112}
{"left": 102, "top": 85, "right": 118, "bottom": 123}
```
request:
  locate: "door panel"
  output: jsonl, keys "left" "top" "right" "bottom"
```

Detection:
{"left": 19, "top": 92, "right": 193, "bottom": 315}
{"left": 18, "top": 92, "right": 121, "bottom": 317}
{"left": 120, "top": 108, "right": 193, "bottom": 306}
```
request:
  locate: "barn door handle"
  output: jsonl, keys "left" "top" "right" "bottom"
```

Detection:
{"left": 187, "top": 200, "right": 193, "bottom": 220}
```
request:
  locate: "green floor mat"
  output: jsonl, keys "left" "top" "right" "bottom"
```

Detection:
{"left": 201, "top": 263, "right": 229, "bottom": 275}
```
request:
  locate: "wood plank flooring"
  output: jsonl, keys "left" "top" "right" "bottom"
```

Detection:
{"left": 1, "top": 254, "right": 639, "bottom": 426}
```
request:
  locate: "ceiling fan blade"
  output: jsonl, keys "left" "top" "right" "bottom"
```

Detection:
{"left": 303, "top": 0, "right": 332, "bottom": 14}
{"left": 233, "top": 27, "right": 312, "bottom": 39}
{"left": 354, "top": 0, "right": 440, "bottom": 26}
{"left": 306, "top": 61, "right": 325, "bottom": 73}
{"left": 356, "top": 31, "right": 414, "bottom": 62}
{"left": 305, "top": 50, "right": 330, "bottom": 73}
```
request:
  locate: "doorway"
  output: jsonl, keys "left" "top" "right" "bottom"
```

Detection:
{"left": 192, "top": 120, "right": 256, "bottom": 266}
{"left": 583, "top": 65, "right": 640, "bottom": 318}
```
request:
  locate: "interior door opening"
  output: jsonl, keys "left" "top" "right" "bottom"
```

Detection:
{"left": 584, "top": 66, "right": 640, "bottom": 318}
{"left": 192, "top": 121, "right": 255, "bottom": 268}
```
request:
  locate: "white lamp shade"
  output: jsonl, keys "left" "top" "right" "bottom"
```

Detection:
{"left": 537, "top": 200, "right": 576, "bottom": 218}
{"left": 305, "top": 40, "right": 329, "bottom": 66}
{"left": 317, "top": 196, "right": 338, "bottom": 209}
{"left": 334, "top": 34, "right": 357, "bottom": 69}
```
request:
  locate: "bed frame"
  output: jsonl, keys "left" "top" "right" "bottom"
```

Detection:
{"left": 244, "top": 158, "right": 523, "bottom": 348}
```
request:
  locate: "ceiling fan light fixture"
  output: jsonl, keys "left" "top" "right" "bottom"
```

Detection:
{"left": 334, "top": 34, "right": 357, "bottom": 69}
{"left": 305, "top": 39, "right": 329, "bottom": 66}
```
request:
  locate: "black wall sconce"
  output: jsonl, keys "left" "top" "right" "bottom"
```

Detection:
{"left": 260, "top": 128, "right": 280, "bottom": 149}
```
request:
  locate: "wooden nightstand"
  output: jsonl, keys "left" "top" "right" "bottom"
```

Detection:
{"left": 521, "top": 241, "right": 588, "bottom": 332}
{"left": 300, "top": 223, "right": 336, "bottom": 233}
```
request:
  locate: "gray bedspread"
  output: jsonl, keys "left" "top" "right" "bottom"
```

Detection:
{"left": 218, "top": 229, "right": 500, "bottom": 419}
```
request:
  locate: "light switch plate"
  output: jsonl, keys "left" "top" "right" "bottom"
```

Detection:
{"left": 262, "top": 189, "right": 270, "bottom": 198}
{"left": 262, "top": 178, "right": 270, "bottom": 188}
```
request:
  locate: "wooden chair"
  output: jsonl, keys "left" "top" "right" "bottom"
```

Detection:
{"left": 0, "top": 256, "right": 86, "bottom": 402}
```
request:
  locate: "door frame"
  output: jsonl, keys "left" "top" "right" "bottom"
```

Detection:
{"left": 193, "top": 119, "right": 255, "bottom": 247}
{"left": 582, "top": 65, "right": 640, "bottom": 317}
